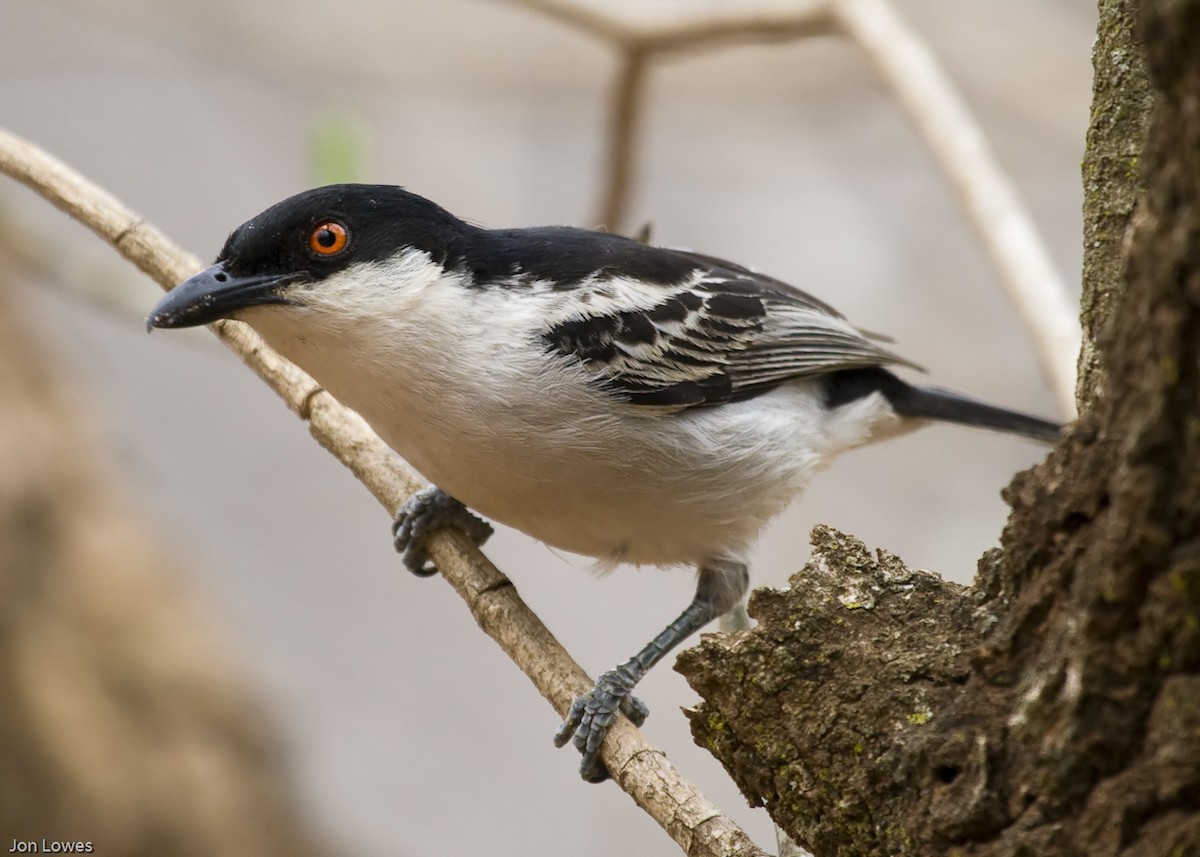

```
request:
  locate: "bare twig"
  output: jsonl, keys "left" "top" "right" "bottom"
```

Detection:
{"left": 0, "top": 127, "right": 769, "bottom": 857}
{"left": 510, "top": 0, "right": 833, "bottom": 234}
{"left": 832, "top": 0, "right": 1079, "bottom": 415}
{"left": 599, "top": 46, "right": 649, "bottom": 229}
{"left": 507, "top": 0, "right": 833, "bottom": 53}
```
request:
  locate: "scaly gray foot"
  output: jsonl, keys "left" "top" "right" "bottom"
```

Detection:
{"left": 554, "top": 662, "right": 649, "bottom": 783}
{"left": 391, "top": 486, "right": 493, "bottom": 577}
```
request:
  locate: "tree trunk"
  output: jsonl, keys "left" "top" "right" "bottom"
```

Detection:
{"left": 676, "top": 1, "right": 1200, "bottom": 854}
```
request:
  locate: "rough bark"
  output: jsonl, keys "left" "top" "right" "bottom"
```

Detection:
{"left": 1078, "top": 0, "right": 1153, "bottom": 407}
{"left": 0, "top": 270, "right": 331, "bottom": 857}
{"left": 677, "top": 1, "right": 1200, "bottom": 854}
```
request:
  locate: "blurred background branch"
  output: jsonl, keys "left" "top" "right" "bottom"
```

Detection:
{"left": 832, "top": 0, "right": 1079, "bottom": 415}
{"left": 507, "top": 0, "right": 833, "bottom": 52}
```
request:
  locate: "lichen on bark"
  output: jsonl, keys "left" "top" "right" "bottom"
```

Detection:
{"left": 677, "top": 1, "right": 1200, "bottom": 854}
{"left": 1078, "top": 0, "right": 1152, "bottom": 407}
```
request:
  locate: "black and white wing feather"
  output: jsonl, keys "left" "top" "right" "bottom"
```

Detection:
{"left": 541, "top": 246, "right": 921, "bottom": 411}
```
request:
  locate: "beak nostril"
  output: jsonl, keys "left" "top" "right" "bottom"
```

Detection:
{"left": 213, "top": 271, "right": 228, "bottom": 283}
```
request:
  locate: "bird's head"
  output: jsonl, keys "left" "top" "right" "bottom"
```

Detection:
{"left": 147, "top": 184, "right": 471, "bottom": 330}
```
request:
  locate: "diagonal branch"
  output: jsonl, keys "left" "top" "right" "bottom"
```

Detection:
{"left": 831, "top": 0, "right": 1080, "bottom": 416}
{"left": 0, "top": 126, "right": 769, "bottom": 857}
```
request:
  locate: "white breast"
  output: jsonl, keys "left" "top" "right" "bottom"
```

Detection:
{"left": 239, "top": 253, "right": 905, "bottom": 566}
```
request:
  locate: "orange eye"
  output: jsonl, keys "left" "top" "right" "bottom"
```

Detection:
{"left": 309, "top": 221, "right": 349, "bottom": 256}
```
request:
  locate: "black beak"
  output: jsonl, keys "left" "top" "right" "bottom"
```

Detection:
{"left": 147, "top": 263, "right": 297, "bottom": 330}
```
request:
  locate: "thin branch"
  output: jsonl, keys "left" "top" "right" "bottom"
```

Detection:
{"left": 598, "top": 46, "right": 649, "bottom": 230}
{"left": 0, "top": 127, "right": 770, "bottom": 857}
{"left": 507, "top": 0, "right": 834, "bottom": 53}
{"left": 509, "top": 0, "right": 833, "bottom": 235}
{"left": 832, "top": 0, "right": 1080, "bottom": 416}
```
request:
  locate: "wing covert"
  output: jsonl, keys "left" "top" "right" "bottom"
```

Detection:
{"left": 540, "top": 253, "right": 920, "bottom": 411}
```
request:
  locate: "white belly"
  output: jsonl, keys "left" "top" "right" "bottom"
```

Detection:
{"left": 240, "top": 284, "right": 901, "bottom": 566}
{"left": 377, "top": 384, "right": 830, "bottom": 565}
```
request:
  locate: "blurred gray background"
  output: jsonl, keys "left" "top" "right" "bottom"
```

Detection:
{"left": 2, "top": 1, "right": 1092, "bottom": 854}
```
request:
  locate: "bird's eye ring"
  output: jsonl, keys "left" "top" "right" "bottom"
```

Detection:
{"left": 309, "top": 221, "right": 349, "bottom": 256}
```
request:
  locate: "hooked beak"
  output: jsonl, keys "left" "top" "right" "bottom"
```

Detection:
{"left": 147, "top": 263, "right": 298, "bottom": 330}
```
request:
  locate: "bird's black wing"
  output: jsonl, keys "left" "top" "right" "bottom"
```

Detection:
{"left": 539, "top": 240, "right": 921, "bottom": 411}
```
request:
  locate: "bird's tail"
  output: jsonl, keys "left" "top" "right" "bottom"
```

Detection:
{"left": 889, "top": 381, "right": 1062, "bottom": 444}
{"left": 826, "top": 368, "right": 1064, "bottom": 445}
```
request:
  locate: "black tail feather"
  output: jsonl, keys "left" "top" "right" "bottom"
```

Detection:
{"left": 825, "top": 368, "right": 1063, "bottom": 445}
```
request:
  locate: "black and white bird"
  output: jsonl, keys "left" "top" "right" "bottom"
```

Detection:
{"left": 148, "top": 184, "right": 1061, "bottom": 783}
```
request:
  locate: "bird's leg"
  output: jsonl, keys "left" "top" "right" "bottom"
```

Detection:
{"left": 391, "top": 486, "right": 493, "bottom": 577}
{"left": 554, "top": 557, "right": 749, "bottom": 783}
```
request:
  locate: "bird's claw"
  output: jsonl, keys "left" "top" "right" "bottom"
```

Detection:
{"left": 553, "top": 663, "right": 648, "bottom": 783}
{"left": 391, "top": 486, "right": 493, "bottom": 577}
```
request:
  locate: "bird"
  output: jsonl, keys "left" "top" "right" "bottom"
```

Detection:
{"left": 147, "top": 183, "right": 1062, "bottom": 783}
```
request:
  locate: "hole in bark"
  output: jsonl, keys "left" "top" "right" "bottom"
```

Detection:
{"left": 1062, "top": 510, "right": 1091, "bottom": 531}
{"left": 934, "top": 765, "right": 961, "bottom": 784}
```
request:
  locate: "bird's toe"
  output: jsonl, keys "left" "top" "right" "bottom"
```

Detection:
{"left": 392, "top": 486, "right": 492, "bottom": 577}
{"left": 554, "top": 666, "right": 648, "bottom": 783}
